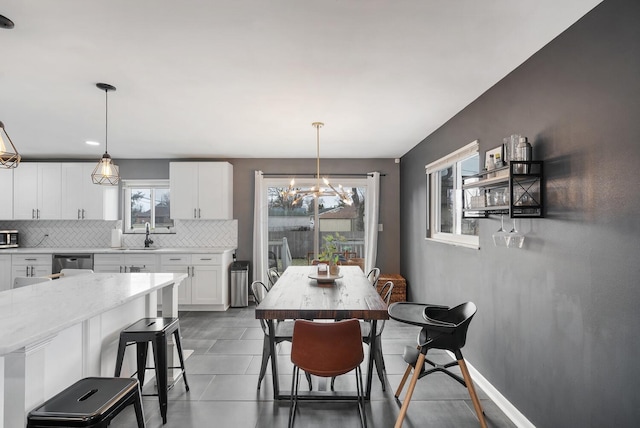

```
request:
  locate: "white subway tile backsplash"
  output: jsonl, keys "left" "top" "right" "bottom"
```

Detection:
{"left": 0, "top": 219, "right": 237, "bottom": 249}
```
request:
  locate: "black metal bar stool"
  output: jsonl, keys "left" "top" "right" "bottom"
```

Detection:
{"left": 114, "top": 317, "right": 189, "bottom": 424}
{"left": 27, "top": 377, "right": 144, "bottom": 427}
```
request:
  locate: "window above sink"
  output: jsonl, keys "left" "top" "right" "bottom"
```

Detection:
{"left": 122, "top": 179, "right": 175, "bottom": 234}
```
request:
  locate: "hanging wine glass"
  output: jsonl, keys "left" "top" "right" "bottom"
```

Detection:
{"left": 492, "top": 214, "right": 508, "bottom": 247}
{"left": 506, "top": 218, "right": 525, "bottom": 248}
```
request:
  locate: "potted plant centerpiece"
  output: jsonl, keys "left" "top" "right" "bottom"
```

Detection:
{"left": 318, "top": 232, "right": 346, "bottom": 275}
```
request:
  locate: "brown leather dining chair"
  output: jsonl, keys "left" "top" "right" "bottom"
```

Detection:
{"left": 289, "top": 319, "right": 367, "bottom": 428}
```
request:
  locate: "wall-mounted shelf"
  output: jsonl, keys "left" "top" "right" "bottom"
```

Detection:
{"left": 463, "top": 161, "right": 543, "bottom": 218}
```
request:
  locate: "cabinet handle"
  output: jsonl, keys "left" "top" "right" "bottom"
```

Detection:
{"left": 170, "top": 258, "right": 181, "bottom": 261}
{"left": 25, "top": 258, "right": 37, "bottom": 261}
{"left": 194, "top": 208, "right": 197, "bottom": 219}
{"left": 198, "top": 208, "right": 201, "bottom": 218}
{"left": 191, "top": 266, "right": 195, "bottom": 277}
{"left": 200, "top": 258, "right": 212, "bottom": 261}
{"left": 30, "top": 266, "right": 35, "bottom": 276}
{"left": 37, "top": 209, "right": 41, "bottom": 219}
{"left": 82, "top": 209, "right": 86, "bottom": 219}
{"left": 32, "top": 209, "right": 36, "bottom": 219}
{"left": 25, "top": 266, "right": 29, "bottom": 276}
{"left": 77, "top": 209, "right": 81, "bottom": 219}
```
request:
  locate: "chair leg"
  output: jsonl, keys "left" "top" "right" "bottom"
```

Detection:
{"left": 288, "top": 366, "right": 299, "bottom": 428}
{"left": 394, "top": 364, "right": 412, "bottom": 398}
{"left": 114, "top": 337, "right": 128, "bottom": 377}
{"left": 132, "top": 384, "right": 146, "bottom": 428}
{"left": 136, "top": 342, "right": 149, "bottom": 387}
{"left": 173, "top": 329, "right": 190, "bottom": 392}
{"left": 257, "top": 336, "right": 271, "bottom": 389}
{"left": 458, "top": 358, "right": 487, "bottom": 428}
{"left": 394, "top": 352, "right": 425, "bottom": 428}
{"left": 152, "top": 337, "right": 168, "bottom": 424}
{"left": 374, "top": 345, "right": 386, "bottom": 391}
{"left": 356, "top": 366, "right": 367, "bottom": 428}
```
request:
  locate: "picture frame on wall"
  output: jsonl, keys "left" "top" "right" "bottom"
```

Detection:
{"left": 485, "top": 145, "right": 504, "bottom": 169}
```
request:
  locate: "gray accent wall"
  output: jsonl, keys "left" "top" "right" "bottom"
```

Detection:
{"left": 399, "top": 0, "right": 640, "bottom": 426}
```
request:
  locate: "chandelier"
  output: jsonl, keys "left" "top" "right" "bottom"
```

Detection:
{"left": 91, "top": 83, "right": 120, "bottom": 185}
{"left": 287, "top": 122, "right": 353, "bottom": 206}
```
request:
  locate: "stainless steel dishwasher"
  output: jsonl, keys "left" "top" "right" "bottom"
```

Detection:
{"left": 52, "top": 253, "right": 94, "bottom": 274}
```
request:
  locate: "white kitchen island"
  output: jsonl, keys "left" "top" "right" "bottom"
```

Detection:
{"left": 0, "top": 272, "right": 187, "bottom": 428}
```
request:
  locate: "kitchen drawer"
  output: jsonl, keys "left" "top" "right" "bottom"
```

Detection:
{"left": 160, "top": 254, "right": 191, "bottom": 266}
{"left": 125, "top": 254, "right": 157, "bottom": 265}
{"left": 12, "top": 254, "right": 51, "bottom": 265}
{"left": 95, "top": 254, "right": 125, "bottom": 264}
{"left": 191, "top": 254, "right": 221, "bottom": 265}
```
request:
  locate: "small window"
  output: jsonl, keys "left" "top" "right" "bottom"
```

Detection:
{"left": 122, "top": 180, "right": 174, "bottom": 233}
{"left": 426, "top": 141, "right": 480, "bottom": 248}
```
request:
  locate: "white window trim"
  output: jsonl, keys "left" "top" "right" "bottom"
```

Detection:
{"left": 425, "top": 140, "right": 480, "bottom": 249}
{"left": 121, "top": 179, "right": 174, "bottom": 234}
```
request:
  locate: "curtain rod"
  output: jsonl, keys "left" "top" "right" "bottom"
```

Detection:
{"left": 262, "top": 172, "right": 385, "bottom": 177}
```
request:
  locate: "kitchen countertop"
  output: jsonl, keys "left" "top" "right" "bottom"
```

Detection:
{"left": 0, "top": 272, "right": 188, "bottom": 355}
{"left": 0, "top": 247, "right": 236, "bottom": 254}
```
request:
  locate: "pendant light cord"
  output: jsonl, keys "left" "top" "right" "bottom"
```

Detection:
{"left": 104, "top": 88, "right": 109, "bottom": 155}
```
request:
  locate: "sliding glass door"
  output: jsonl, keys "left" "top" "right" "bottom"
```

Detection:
{"left": 266, "top": 178, "right": 366, "bottom": 273}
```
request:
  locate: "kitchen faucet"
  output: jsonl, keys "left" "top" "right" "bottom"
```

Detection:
{"left": 144, "top": 222, "right": 154, "bottom": 248}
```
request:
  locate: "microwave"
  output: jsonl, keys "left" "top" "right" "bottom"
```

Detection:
{"left": 0, "top": 230, "right": 19, "bottom": 248}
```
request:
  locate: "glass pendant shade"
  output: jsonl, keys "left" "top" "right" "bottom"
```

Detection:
{"left": 0, "top": 121, "right": 21, "bottom": 169}
{"left": 91, "top": 83, "right": 120, "bottom": 185}
{"left": 91, "top": 153, "right": 120, "bottom": 185}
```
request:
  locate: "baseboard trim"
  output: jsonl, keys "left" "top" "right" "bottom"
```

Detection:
{"left": 446, "top": 351, "right": 535, "bottom": 428}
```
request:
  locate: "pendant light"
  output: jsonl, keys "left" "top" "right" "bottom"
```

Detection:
{"left": 91, "top": 83, "right": 120, "bottom": 185}
{"left": 0, "top": 121, "right": 21, "bottom": 169}
{"left": 287, "top": 122, "right": 353, "bottom": 205}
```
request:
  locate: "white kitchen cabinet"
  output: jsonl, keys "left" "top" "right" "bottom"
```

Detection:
{"left": 61, "top": 163, "right": 118, "bottom": 220}
{"left": 0, "top": 255, "right": 11, "bottom": 291}
{"left": 13, "top": 163, "right": 62, "bottom": 220}
{"left": 11, "top": 254, "right": 52, "bottom": 287}
{"left": 94, "top": 253, "right": 158, "bottom": 273}
{"left": 159, "top": 254, "right": 191, "bottom": 304}
{"left": 160, "top": 251, "right": 232, "bottom": 310}
{"left": 0, "top": 170, "right": 13, "bottom": 219}
{"left": 170, "top": 162, "right": 233, "bottom": 220}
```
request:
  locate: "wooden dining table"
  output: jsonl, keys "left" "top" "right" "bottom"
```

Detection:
{"left": 255, "top": 265, "right": 389, "bottom": 400}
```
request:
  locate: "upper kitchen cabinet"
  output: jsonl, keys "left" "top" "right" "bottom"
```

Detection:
{"left": 0, "top": 170, "right": 13, "bottom": 219}
{"left": 13, "top": 163, "right": 61, "bottom": 220}
{"left": 170, "top": 162, "right": 233, "bottom": 220}
{"left": 61, "top": 163, "right": 118, "bottom": 220}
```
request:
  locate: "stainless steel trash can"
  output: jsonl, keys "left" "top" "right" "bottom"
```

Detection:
{"left": 230, "top": 261, "right": 249, "bottom": 307}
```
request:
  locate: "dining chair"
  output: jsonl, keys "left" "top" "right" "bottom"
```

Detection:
{"left": 251, "top": 280, "right": 311, "bottom": 391}
{"left": 366, "top": 268, "right": 380, "bottom": 288}
{"left": 332, "top": 281, "right": 394, "bottom": 391}
{"left": 289, "top": 319, "right": 367, "bottom": 428}
{"left": 389, "top": 301, "right": 487, "bottom": 428}
{"left": 60, "top": 268, "right": 95, "bottom": 276}
{"left": 13, "top": 276, "right": 52, "bottom": 288}
{"left": 266, "top": 267, "right": 280, "bottom": 289}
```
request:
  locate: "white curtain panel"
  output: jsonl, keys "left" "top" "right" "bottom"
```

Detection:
{"left": 252, "top": 170, "right": 268, "bottom": 283}
{"left": 364, "top": 172, "right": 380, "bottom": 274}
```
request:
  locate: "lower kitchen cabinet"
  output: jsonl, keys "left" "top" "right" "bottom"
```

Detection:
{"left": 0, "top": 255, "right": 11, "bottom": 291}
{"left": 11, "top": 254, "right": 52, "bottom": 288}
{"left": 160, "top": 252, "right": 232, "bottom": 311}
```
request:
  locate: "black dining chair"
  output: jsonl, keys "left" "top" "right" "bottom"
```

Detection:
{"left": 332, "top": 280, "right": 394, "bottom": 391}
{"left": 251, "top": 280, "right": 311, "bottom": 391}
{"left": 266, "top": 267, "right": 280, "bottom": 289}
{"left": 366, "top": 268, "right": 380, "bottom": 288}
{"left": 389, "top": 301, "right": 487, "bottom": 428}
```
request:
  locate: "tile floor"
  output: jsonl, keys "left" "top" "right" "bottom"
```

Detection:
{"left": 112, "top": 305, "right": 516, "bottom": 427}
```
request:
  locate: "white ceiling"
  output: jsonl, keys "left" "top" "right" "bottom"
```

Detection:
{"left": 1, "top": 0, "right": 602, "bottom": 160}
